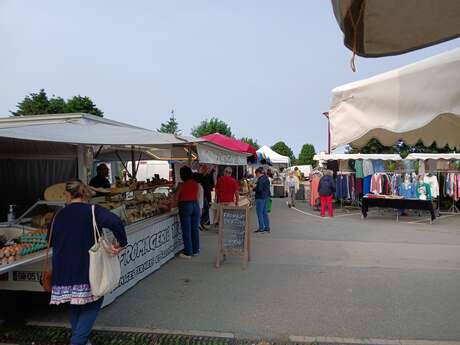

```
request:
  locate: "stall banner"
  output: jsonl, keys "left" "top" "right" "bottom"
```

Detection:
{"left": 197, "top": 144, "right": 247, "bottom": 166}
{"left": 103, "top": 213, "right": 183, "bottom": 306}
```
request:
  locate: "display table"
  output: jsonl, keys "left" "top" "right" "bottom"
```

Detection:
{"left": 361, "top": 196, "right": 435, "bottom": 223}
{"left": 0, "top": 210, "right": 182, "bottom": 307}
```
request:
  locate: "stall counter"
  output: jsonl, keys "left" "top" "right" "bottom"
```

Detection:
{"left": 0, "top": 209, "right": 182, "bottom": 307}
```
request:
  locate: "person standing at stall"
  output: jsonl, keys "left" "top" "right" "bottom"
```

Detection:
{"left": 198, "top": 165, "right": 214, "bottom": 230}
{"left": 175, "top": 166, "right": 200, "bottom": 259}
{"left": 89, "top": 164, "right": 111, "bottom": 189}
{"left": 318, "top": 170, "right": 335, "bottom": 217}
{"left": 214, "top": 166, "right": 240, "bottom": 225}
{"left": 254, "top": 167, "right": 271, "bottom": 233}
{"left": 285, "top": 170, "right": 300, "bottom": 208}
{"left": 50, "top": 180, "right": 127, "bottom": 345}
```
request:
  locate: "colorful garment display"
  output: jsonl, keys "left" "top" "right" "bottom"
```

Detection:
{"left": 310, "top": 175, "right": 321, "bottom": 206}
{"left": 335, "top": 174, "right": 356, "bottom": 200}
{"left": 355, "top": 160, "right": 364, "bottom": 178}
{"left": 416, "top": 182, "right": 432, "bottom": 200}
{"left": 362, "top": 160, "right": 374, "bottom": 177}
{"left": 423, "top": 175, "right": 439, "bottom": 198}
{"left": 399, "top": 182, "right": 416, "bottom": 199}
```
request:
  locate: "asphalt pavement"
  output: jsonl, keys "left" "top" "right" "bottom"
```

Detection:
{"left": 16, "top": 199, "right": 460, "bottom": 341}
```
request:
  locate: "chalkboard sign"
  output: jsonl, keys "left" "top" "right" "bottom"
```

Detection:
{"left": 216, "top": 205, "right": 251, "bottom": 269}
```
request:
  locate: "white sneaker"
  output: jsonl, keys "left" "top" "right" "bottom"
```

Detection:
{"left": 179, "top": 253, "right": 192, "bottom": 259}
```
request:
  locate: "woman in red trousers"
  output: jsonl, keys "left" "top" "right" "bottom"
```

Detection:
{"left": 318, "top": 170, "right": 335, "bottom": 217}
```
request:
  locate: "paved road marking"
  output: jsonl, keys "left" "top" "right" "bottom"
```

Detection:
{"left": 289, "top": 335, "right": 460, "bottom": 345}
{"left": 291, "top": 207, "right": 327, "bottom": 219}
{"left": 27, "top": 321, "right": 235, "bottom": 339}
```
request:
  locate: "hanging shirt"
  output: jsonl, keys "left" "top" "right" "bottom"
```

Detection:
{"left": 399, "top": 182, "right": 416, "bottom": 199}
{"left": 362, "top": 160, "right": 374, "bottom": 177}
{"left": 416, "top": 182, "right": 432, "bottom": 200}
{"left": 355, "top": 160, "right": 364, "bottom": 178}
{"left": 423, "top": 175, "right": 439, "bottom": 199}
{"left": 373, "top": 160, "right": 385, "bottom": 173}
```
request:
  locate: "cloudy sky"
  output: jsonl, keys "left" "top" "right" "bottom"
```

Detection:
{"left": 1, "top": 0, "right": 459, "bottom": 155}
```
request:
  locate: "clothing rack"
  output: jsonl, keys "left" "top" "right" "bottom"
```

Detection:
{"left": 435, "top": 170, "right": 460, "bottom": 214}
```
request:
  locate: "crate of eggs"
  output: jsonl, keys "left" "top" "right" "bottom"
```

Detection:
{"left": 19, "top": 229, "right": 48, "bottom": 255}
{"left": 0, "top": 229, "right": 48, "bottom": 266}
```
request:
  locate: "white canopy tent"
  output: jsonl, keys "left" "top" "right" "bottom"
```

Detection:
{"left": 329, "top": 48, "right": 460, "bottom": 150}
{"left": 406, "top": 153, "right": 460, "bottom": 161}
{"left": 314, "top": 153, "right": 401, "bottom": 161}
{"left": 331, "top": 0, "right": 460, "bottom": 58}
{"left": 257, "top": 145, "right": 290, "bottom": 166}
{"left": 0, "top": 114, "right": 248, "bottom": 217}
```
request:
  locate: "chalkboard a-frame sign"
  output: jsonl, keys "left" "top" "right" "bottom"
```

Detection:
{"left": 216, "top": 205, "right": 251, "bottom": 269}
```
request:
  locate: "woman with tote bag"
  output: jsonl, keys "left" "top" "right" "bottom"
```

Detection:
{"left": 48, "top": 180, "right": 127, "bottom": 345}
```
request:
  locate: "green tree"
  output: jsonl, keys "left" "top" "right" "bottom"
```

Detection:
{"left": 11, "top": 89, "right": 103, "bottom": 117}
{"left": 191, "top": 117, "right": 232, "bottom": 137}
{"left": 240, "top": 137, "right": 260, "bottom": 150}
{"left": 297, "top": 143, "right": 316, "bottom": 166}
{"left": 271, "top": 141, "right": 296, "bottom": 163}
{"left": 158, "top": 110, "right": 181, "bottom": 134}
{"left": 11, "top": 89, "right": 51, "bottom": 115}
{"left": 64, "top": 95, "right": 103, "bottom": 117}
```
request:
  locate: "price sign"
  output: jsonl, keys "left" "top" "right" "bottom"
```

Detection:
{"left": 216, "top": 205, "right": 251, "bottom": 269}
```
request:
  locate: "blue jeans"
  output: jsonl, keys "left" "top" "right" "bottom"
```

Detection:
{"left": 201, "top": 199, "right": 210, "bottom": 225}
{"left": 256, "top": 198, "right": 270, "bottom": 230}
{"left": 178, "top": 201, "right": 200, "bottom": 255}
{"left": 69, "top": 297, "right": 104, "bottom": 345}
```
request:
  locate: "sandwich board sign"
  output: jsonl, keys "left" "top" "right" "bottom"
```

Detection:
{"left": 216, "top": 205, "right": 251, "bottom": 269}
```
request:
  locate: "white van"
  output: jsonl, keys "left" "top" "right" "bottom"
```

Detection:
{"left": 126, "top": 160, "right": 170, "bottom": 181}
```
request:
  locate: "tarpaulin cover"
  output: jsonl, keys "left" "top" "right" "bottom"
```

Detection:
{"left": 200, "top": 133, "right": 257, "bottom": 156}
{"left": 332, "top": 0, "right": 460, "bottom": 57}
{"left": 405, "top": 153, "right": 460, "bottom": 161}
{"left": 0, "top": 113, "right": 190, "bottom": 146}
{"left": 256, "top": 145, "right": 290, "bottom": 165}
{"left": 329, "top": 48, "right": 460, "bottom": 150}
{"left": 314, "top": 153, "right": 401, "bottom": 161}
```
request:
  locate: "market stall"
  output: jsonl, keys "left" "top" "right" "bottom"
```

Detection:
{"left": 0, "top": 113, "right": 246, "bottom": 306}
{"left": 406, "top": 153, "right": 460, "bottom": 214}
{"left": 312, "top": 153, "right": 402, "bottom": 209}
{"left": 328, "top": 47, "right": 460, "bottom": 151}
{"left": 256, "top": 146, "right": 290, "bottom": 169}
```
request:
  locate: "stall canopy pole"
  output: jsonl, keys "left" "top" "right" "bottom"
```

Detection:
{"left": 77, "top": 145, "right": 89, "bottom": 184}
{"left": 322, "top": 112, "right": 331, "bottom": 154}
{"left": 131, "top": 146, "right": 136, "bottom": 179}
{"left": 114, "top": 151, "right": 132, "bottom": 179}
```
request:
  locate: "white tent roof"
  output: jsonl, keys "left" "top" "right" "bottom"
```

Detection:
{"left": 0, "top": 113, "right": 191, "bottom": 146}
{"left": 257, "top": 145, "right": 290, "bottom": 164}
{"left": 329, "top": 48, "right": 460, "bottom": 150}
{"left": 331, "top": 0, "right": 460, "bottom": 58}
{"left": 314, "top": 153, "right": 401, "bottom": 161}
{"left": 405, "top": 153, "right": 460, "bottom": 161}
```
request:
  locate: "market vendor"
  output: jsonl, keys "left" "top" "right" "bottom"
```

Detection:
{"left": 89, "top": 163, "right": 111, "bottom": 189}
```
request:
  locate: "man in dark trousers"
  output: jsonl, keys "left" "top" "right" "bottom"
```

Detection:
{"left": 198, "top": 165, "right": 214, "bottom": 230}
{"left": 254, "top": 167, "right": 271, "bottom": 233}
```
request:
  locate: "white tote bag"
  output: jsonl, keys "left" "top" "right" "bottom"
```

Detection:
{"left": 89, "top": 205, "right": 121, "bottom": 297}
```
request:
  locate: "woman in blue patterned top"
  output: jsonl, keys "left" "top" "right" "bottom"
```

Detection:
{"left": 50, "top": 180, "right": 127, "bottom": 345}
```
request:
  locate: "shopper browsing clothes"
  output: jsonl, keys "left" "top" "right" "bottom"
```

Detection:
{"left": 285, "top": 170, "right": 300, "bottom": 208}
{"left": 176, "top": 166, "right": 201, "bottom": 259}
{"left": 318, "top": 170, "right": 335, "bottom": 217}
{"left": 50, "top": 180, "right": 127, "bottom": 345}
{"left": 254, "top": 167, "right": 271, "bottom": 233}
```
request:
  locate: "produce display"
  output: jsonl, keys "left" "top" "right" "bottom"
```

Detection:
{"left": 0, "top": 229, "right": 48, "bottom": 266}
{"left": 123, "top": 193, "right": 175, "bottom": 224}
{"left": 95, "top": 186, "right": 176, "bottom": 225}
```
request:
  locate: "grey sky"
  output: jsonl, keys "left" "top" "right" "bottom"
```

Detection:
{"left": 1, "top": 1, "right": 459, "bottom": 155}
